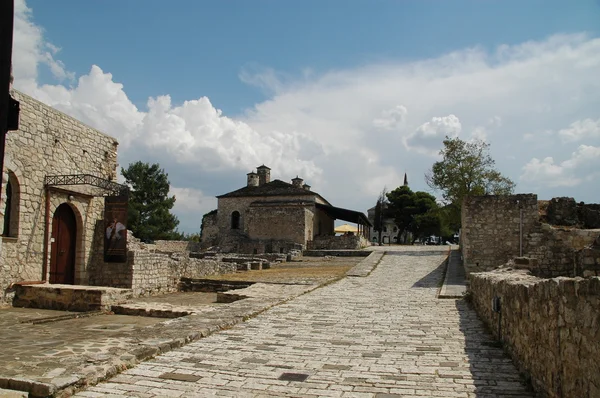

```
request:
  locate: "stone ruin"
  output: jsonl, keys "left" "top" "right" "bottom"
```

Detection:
{"left": 461, "top": 195, "right": 600, "bottom": 398}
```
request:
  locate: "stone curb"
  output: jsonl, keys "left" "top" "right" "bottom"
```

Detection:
{"left": 0, "top": 284, "right": 322, "bottom": 398}
{"left": 438, "top": 249, "right": 467, "bottom": 299}
{"left": 346, "top": 251, "right": 385, "bottom": 277}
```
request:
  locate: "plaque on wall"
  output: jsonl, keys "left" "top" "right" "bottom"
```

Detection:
{"left": 104, "top": 195, "right": 128, "bottom": 262}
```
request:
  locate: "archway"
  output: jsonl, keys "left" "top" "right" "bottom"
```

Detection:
{"left": 231, "top": 211, "right": 240, "bottom": 229}
{"left": 49, "top": 203, "right": 77, "bottom": 284}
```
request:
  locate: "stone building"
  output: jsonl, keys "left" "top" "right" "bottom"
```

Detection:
{"left": 0, "top": 90, "right": 121, "bottom": 302}
{"left": 367, "top": 173, "right": 409, "bottom": 244}
{"left": 367, "top": 204, "right": 399, "bottom": 244}
{"left": 203, "top": 165, "right": 371, "bottom": 253}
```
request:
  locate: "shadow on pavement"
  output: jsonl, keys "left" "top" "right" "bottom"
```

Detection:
{"left": 411, "top": 258, "right": 448, "bottom": 288}
{"left": 455, "top": 299, "right": 534, "bottom": 397}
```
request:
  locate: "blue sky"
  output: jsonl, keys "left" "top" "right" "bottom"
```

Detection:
{"left": 12, "top": 0, "right": 600, "bottom": 232}
{"left": 29, "top": 0, "right": 600, "bottom": 114}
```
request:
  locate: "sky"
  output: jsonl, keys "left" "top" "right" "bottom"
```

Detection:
{"left": 10, "top": 0, "right": 600, "bottom": 233}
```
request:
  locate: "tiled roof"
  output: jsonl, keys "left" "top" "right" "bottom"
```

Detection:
{"left": 216, "top": 179, "right": 318, "bottom": 198}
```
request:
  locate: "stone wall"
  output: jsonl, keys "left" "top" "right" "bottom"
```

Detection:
{"left": 217, "top": 195, "right": 314, "bottom": 240}
{"left": 461, "top": 194, "right": 539, "bottom": 273}
{"left": 88, "top": 246, "right": 236, "bottom": 297}
{"left": 527, "top": 224, "right": 599, "bottom": 278}
{"left": 247, "top": 202, "right": 312, "bottom": 244}
{"left": 1, "top": 90, "right": 118, "bottom": 303}
{"left": 469, "top": 270, "right": 600, "bottom": 398}
{"left": 127, "top": 251, "right": 236, "bottom": 296}
{"left": 200, "top": 210, "right": 218, "bottom": 249}
{"left": 546, "top": 197, "right": 600, "bottom": 228}
{"left": 308, "top": 235, "right": 367, "bottom": 250}
{"left": 313, "top": 207, "right": 335, "bottom": 236}
{"left": 151, "top": 240, "right": 202, "bottom": 253}
{"left": 577, "top": 246, "right": 600, "bottom": 278}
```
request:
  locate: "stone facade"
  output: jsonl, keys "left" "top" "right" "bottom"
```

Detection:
{"left": 367, "top": 205, "right": 399, "bottom": 244}
{"left": 0, "top": 90, "right": 118, "bottom": 303}
{"left": 211, "top": 166, "right": 371, "bottom": 254}
{"left": 469, "top": 270, "right": 600, "bottom": 398}
{"left": 461, "top": 194, "right": 600, "bottom": 277}
{"left": 461, "top": 194, "right": 539, "bottom": 273}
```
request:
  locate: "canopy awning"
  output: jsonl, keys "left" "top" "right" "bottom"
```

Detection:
{"left": 334, "top": 224, "right": 358, "bottom": 234}
{"left": 315, "top": 203, "right": 372, "bottom": 226}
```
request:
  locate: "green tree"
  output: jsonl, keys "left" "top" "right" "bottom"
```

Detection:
{"left": 426, "top": 136, "right": 515, "bottom": 228}
{"left": 121, "top": 161, "right": 180, "bottom": 241}
{"left": 386, "top": 185, "right": 415, "bottom": 242}
{"left": 411, "top": 192, "right": 442, "bottom": 242}
{"left": 373, "top": 187, "right": 388, "bottom": 245}
{"left": 387, "top": 187, "right": 441, "bottom": 243}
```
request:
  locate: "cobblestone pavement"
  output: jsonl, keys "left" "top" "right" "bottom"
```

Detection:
{"left": 77, "top": 247, "right": 533, "bottom": 398}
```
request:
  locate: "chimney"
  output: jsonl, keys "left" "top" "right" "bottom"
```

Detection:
{"left": 247, "top": 171, "right": 259, "bottom": 187}
{"left": 292, "top": 176, "right": 303, "bottom": 187}
{"left": 303, "top": 184, "right": 311, "bottom": 191}
{"left": 256, "top": 165, "right": 271, "bottom": 186}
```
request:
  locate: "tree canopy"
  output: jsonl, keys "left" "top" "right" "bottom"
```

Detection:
{"left": 373, "top": 187, "right": 388, "bottom": 244}
{"left": 426, "top": 136, "right": 515, "bottom": 228}
{"left": 121, "top": 161, "right": 180, "bottom": 241}
{"left": 386, "top": 186, "right": 441, "bottom": 243}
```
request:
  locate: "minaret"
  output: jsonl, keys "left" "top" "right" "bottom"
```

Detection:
{"left": 403, "top": 173, "right": 408, "bottom": 187}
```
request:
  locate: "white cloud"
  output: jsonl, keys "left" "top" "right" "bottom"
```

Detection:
{"left": 10, "top": 0, "right": 600, "bottom": 231}
{"left": 12, "top": 0, "right": 74, "bottom": 89}
{"left": 170, "top": 187, "right": 217, "bottom": 232}
{"left": 404, "top": 115, "right": 461, "bottom": 156}
{"left": 558, "top": 118, "right": 600, "bottom": 142}
{"left": 470, "top": 126, "right": 488, "bottom": 142}
{"left": 521, "top": 145, "right": 600, "bottom": 187}
{"left": 373, "top": 105, "right": 408, "bottom": 131}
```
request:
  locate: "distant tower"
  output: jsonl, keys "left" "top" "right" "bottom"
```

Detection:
{"left": 403, "top": 173, "right": 408, "bottom": 187}
{"left": 256, "top": 165, "right": 271, "bottom": 186}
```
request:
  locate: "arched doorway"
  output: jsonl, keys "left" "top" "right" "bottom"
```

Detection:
{"left": 49, "top": 203, "right": 77, "bottom": 284}
{"left": 231, "top": 211, "right": 240, "bottom": 229}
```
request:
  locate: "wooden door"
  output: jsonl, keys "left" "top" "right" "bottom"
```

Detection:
{"left": 49, "top": 203, "right": 76, "bottom": 284}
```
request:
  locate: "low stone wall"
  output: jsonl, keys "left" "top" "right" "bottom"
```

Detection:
{"left": 151, "top": 240, "right": 202, "bottom": 253}
{"left": 469, "top": 270, "right": 600, "bottom": 398}
{"left": 309, "top": 235, "right": 367, "bottom": 250}
{"left": 127, "top": 251, "right": 236, "bottom": 296}
{"left": 88, "top": 248, "right": 236, "bottom": 297}
{"left": 12, "top": 284, "right": 132, "bottom": 311}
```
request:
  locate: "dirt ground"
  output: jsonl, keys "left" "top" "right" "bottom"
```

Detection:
{"left": 204, "top": 256, "right": 363, "bottom": 284}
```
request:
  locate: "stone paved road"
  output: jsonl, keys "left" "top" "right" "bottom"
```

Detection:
{"left": 76, "top": 247, "right": 533, "bottom": 398}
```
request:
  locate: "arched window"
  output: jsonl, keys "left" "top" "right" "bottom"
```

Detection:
{"left": 2, "top": 172, "right": 19, "bottom": 237}
{"left": 231, "top": 211, "right": 240, "bottom": 229}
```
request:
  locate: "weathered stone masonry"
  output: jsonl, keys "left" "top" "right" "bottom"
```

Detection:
{"left": 463, "top": 194, "right": 600, "bottom": 397}
{"left": 461, "top": 194, "right": 539, "bottom": 274}
{"left": 470, "top": 271, "right": 600, "bottom": 398}
{"left": 1, "top": 90, "right": 118, "bottom": 302}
